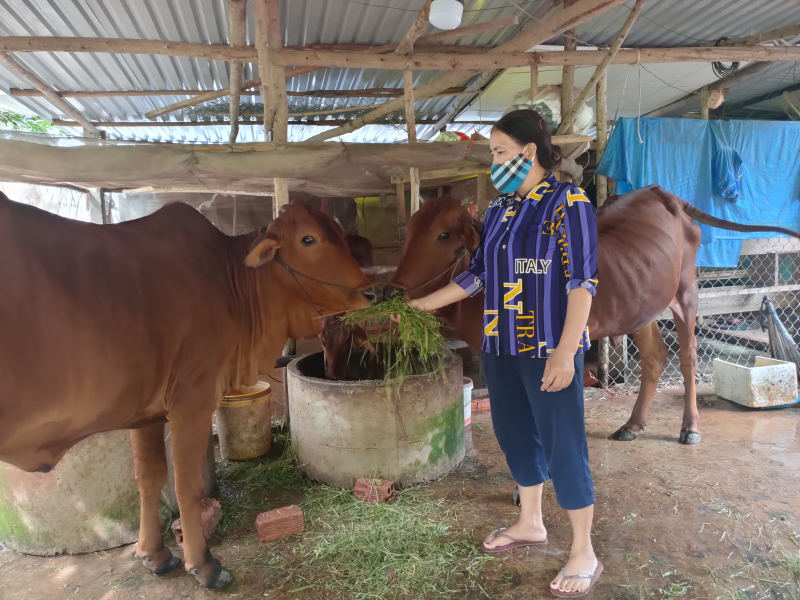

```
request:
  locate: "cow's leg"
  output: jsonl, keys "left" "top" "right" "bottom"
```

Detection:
{"left": 131, "top": 423, "right": 181, "bottom": 575}
{"left": 169, "top": 408, "right": 232, "bottom": 589}
{"left": 670, "top": 290, "right": 700, "bottom": 445}
{"left": 610, "top": 323, "right": 668, "bottom": 441}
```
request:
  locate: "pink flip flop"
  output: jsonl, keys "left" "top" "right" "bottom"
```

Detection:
{"left": 481, "top": 528, "right": 548, "bottom": 554}
{"left": 550, "top": 561, "right": 604, "bottom": 598}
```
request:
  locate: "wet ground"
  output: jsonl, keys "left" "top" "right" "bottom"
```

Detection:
{"left": 1, "top": 384, "right": 798, "bottom": 600}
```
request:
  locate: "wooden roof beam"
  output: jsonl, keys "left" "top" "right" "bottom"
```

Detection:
{"left": 555, "top": 0, "right": 646, "bottom": 135}
{"left": 395, "top": 0, "right": 432, "bottom": 56}
{"left": 304, "top": 0, "right": 627, "bottom": 142}
{"left": 0, "top": 52, "right": 100, "bottom": 136}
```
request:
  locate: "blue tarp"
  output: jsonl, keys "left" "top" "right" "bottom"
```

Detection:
{"left": 596, "top": 118, "right": 800, "bottom": 267}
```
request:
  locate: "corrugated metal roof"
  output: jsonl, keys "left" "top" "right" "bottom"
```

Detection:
{"left": 0, "top": 0, "right": 798, "bottom": 144}
{"left": 0, "top": 0, "right": 529, "bottom": 143}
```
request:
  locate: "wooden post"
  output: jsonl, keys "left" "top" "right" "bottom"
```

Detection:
{"left": 227, "top": 0, "right": 247, "bottom": 144}
{"left": 232, "top": 195, "right": 238, "bottom": 235}
{"left": 404, "top": 70, "right": 421, "bottom": 216}
{"left": 596, "top": 71, "right": 608, "bottom": 206}
{"left": 253, "top": 0, "right": 275, "bottom": 141}
{"left": 700, "top": 86, "right": 709, "bottom": 119}
{"left": 396, "top": 181, "right": 406, "bottom": 251}
{"left": 99, "top": 189, "right": 107, "bottom": 225}
{"left": 556, "top": 0, "right": 646, "bottom": 136}
{"left": 560, "top": 6, "right": 576, "bottom": 183}
{"left": 477, "top": 172, "right": 488, "bottom": 212}
{"left": 530, "top": 66, "right": 538, "bottom": 102}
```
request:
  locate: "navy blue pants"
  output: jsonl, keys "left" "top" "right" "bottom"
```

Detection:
{"left": 482, "top": 351, "right": 595, "bottom": 510}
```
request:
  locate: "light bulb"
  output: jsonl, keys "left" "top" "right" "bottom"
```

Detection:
{"left": 429, "top": 0, "right": 464, "bottom": 31}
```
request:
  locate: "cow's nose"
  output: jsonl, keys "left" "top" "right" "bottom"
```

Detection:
{"left": 383, "top": 285, "right": 404, "bottom": 299}
{"left": 361, "top": 289, "right": 379, "bottom": 304}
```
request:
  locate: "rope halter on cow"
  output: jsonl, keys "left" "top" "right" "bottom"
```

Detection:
{"left": 274, "top": 254, "right": 372, "bottom": 317}
{"left": 402, "top": 246, "right": 469, "bottom": 295}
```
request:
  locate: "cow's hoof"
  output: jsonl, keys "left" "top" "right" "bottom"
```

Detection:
{"left": 609, "top": 427, "right": 638, "bottom": 441}
{"left": 679, "top": 429, "right": 701, "bottom": 445}
{"left": 190, "top": 558, "right": 233, "bottom": 590}
{"left": 141, "top": 548, "right": 182, "bottom": 576}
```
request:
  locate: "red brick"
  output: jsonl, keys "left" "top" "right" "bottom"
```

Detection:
{"left": 472, "top": 398, "right": 490, "bottom": 412}
{"left": 256, "top": 505, "right": 304, "bottom": 542}
{"left": 171, "top": 498, "right": 223, "bottom": 548}
{"left": 354, "top": 478, "right": 396, "bottom": 504}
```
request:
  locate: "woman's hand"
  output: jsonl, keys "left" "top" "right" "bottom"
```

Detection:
{"left": 541, "top": 346, "right": 575, "bottom": 392}
{"left": 390, "top": 298, "right": 430, "bottom": 323}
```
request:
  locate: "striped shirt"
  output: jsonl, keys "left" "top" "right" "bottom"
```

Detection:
{"left": 453, "top": 174, "right": 598, "bottom": 357}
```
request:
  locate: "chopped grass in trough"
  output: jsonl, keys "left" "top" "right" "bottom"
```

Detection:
{"left": 340, "top": 295, "right": 452, "bottom": 382}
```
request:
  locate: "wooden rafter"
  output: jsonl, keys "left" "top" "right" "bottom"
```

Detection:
{"left": 0, "top": 52, "right": 100, "bottom": 136}
{"left": 270, "top": 45, "right": 800, "bottom": 70}
{"left": 717, "top": 24, "right": 800, "bottom": 47}
{"left": 305, "top": 0, "right": 628, "bottom": 142}
{"left": 137, "top": 16, "right": 517, "bottom": 119}
{"left": 555, "top": 0, "right": 646, "bottom": 136}
{"left": 395, "top": 0, "right": 432, "bottom": 56}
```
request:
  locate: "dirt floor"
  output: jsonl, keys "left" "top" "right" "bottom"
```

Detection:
{"left": 1, "top": 384, "right": 799, "bottom": 600}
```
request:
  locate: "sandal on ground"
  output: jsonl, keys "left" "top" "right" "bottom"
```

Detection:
{"left": 480, "top": 528, "right": 548, "bottom": 554}
{"left": 550, "top": 561, "right": 603, "bottom": 598}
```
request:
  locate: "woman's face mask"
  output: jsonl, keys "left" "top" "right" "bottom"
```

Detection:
{"left": 490, "top": 145, "right": 534, "bottom": 194}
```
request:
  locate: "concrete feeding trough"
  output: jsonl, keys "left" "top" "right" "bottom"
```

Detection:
{"left": 713, "top": 357, "right": 799, "bottom": 408}
{"left": 287, "top": 352, "right": 465, "bottom": 488}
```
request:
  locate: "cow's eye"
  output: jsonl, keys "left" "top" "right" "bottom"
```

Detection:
{"left": 301, "top": 236, "right": 317, "bottom": 246}
{"left": 438, "top": 232, "right": 451, "bottom": 241}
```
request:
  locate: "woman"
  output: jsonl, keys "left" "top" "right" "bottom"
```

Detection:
{"left": 408, "top": 110, "right": 600, "bottom": 597}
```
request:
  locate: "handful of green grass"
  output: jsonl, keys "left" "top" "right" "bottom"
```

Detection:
{"left": 340, "top": 295, "right": 451, "bottom": 381}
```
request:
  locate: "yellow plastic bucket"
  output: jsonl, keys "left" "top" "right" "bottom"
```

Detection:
{"left": 216, "top": 382, "right": 272, "bottom": 461}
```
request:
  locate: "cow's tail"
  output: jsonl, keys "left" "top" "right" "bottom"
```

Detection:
{"left": 681, "top": 200, "right": 800, "bottom": 240}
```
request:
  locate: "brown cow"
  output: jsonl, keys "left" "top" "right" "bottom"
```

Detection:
{"left": 319, "top": 226, "right": 375, "bottom": 380}
{"left": 385, "top": 188, "right": 800, "bottom": 445}
{"left": 0, "top": 193, "right": 374, "bottom": 588}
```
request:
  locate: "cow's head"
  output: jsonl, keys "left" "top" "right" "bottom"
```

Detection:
{"left": 319, "top": 315, "right": 373, "bottom": 380}
{"left": 385, "top": 196, "right": 481, "bottom": 300}
{"left": 245, "top": 203, "right": 376, "bottom": 315}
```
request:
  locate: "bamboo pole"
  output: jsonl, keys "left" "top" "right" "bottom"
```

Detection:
{"left": 397, "top": 181, "right": 406, "bottom": 251}
{"left": 306, "top": 0, "right": 624, "bottom": 143}
{"left": 227, "top": 0, "right": 247, "bottom": 143}
{"left": 530, "top": 66, "right": 538, "bottom": 101}
{"left": 0, "top": 52, "right": 100, "bottom": 136}
{"left": 264, "top": 0, "right": 289, "bottom": 213}
{"left": 555, "top": 0, "right": 646, "bottom": 136}
{"left": 718, "top": 23, "right": 800, "bottom": 47}
{"left": 395, "top": 0, "right": 432, "bottom": 56}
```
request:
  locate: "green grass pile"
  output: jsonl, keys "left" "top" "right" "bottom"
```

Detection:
{"left": 340, "top": 295, "right": 452, "bottom": 381}
{"left": 215, "top": 430, "right": 305, "bottom": 531}
{"left": 287, "top": 486, "right": 491, "bottom": 599}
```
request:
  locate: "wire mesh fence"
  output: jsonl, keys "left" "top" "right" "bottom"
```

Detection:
{"left": 602, "top": 236, "right": 800, "bottom": 391}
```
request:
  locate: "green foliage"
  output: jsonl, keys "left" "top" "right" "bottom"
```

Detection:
{"left": 0, "top": 109, "right": 58, "bottom": 133}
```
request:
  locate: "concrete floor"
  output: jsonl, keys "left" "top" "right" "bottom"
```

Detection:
{"left": 1, "top": 384, "right": 798, "bottom": 599}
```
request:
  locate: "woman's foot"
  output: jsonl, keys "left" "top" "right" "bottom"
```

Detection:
{"left": 550, "top": 550, "right": 598, "bottom": 596}
{"left": 482, "top": 520, "right": 547, "bottom": 550}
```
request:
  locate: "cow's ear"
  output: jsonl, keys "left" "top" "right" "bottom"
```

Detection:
{"left": 245, "top": 233, "right": 282, "bottom": 268}
{"left": 461, "top": 221, "right": 480, "bottom": 253}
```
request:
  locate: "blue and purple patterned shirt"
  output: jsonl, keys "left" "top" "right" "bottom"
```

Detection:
{"left": 453, "top": 174, "right": 598, "bottom": 357}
